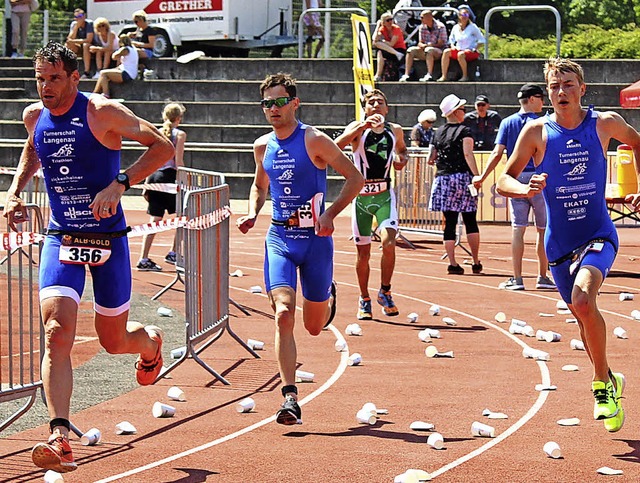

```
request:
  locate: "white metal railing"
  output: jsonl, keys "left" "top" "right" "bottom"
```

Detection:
{"left": 484, "top": 5, "right": 561, "bottom": 59}
{"left": 297, "top": 7, "right": 366, "bottom": 58}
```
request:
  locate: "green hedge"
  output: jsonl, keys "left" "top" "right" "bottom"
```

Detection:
{"left": 489, "top": 24, "right": 640, "bottom": 59}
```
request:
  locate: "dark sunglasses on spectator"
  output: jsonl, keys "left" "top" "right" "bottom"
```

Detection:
{"left": 476, "top": 102, "right": 487, "bottom": 107}
{"left": 75, "top": 14, "right": 84, "bottom": 18}
{"left": 384, "top": 19, "right": 393, "bottom": 23}
{"left": 459, "top": 12, "right": 470, "bottom": 17}
{"left": 260, "top": 97, "right": 294, "bottom": 108}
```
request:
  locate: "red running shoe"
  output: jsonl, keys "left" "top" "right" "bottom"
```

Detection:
{"left": 135, "top": 325, "right": 164, "bottom": 386}
{"left": 32, "top": 435, "right": 77, "bottom": 473}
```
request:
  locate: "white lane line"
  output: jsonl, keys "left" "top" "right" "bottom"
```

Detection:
{"left": 94, "top": 326, "right": 348, "bottom": 482}
{"left": 1, "top": 336, "right": 98, "bottom": 360}
{"left": 301, "top": 280, "right": 552, "bottom": 480}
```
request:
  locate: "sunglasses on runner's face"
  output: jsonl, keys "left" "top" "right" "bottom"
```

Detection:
{"left": 260, "top": 96, "right": 294, "bottom": 108}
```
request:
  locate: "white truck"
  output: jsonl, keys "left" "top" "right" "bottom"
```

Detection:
{"left": 87, "top": 0, "right": 296, "bottom": 57}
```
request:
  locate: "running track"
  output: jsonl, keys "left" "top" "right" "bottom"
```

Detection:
{"left": 1, "top": 211, "right": 640, "bottom": 482}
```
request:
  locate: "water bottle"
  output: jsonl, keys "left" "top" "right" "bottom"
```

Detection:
{"left": 475, "top": 65, "right": 481, "bottom": 81}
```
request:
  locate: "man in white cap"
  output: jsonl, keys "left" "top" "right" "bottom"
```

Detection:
{"left": 411, "top": 108, "right": 437, "bottom": 147}
{"left": 474, "top": 83, "right": 555, "bottom": 291}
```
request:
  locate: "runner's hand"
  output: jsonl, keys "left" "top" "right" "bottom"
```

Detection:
{"left": 2, "top": 193, "right": 29, "bottom": 231}
{"left": 315, "top": 212, "right": 334, "bottom": 237}
{"left": 236, "top": 215, "right": 256, "bottom": 234}
{"left": 527, "top": 173, "right": 547, "bottom": 197}
{"left": 625, "top": 193, "right": 640, "bottom": 210}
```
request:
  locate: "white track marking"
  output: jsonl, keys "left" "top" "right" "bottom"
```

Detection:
{"left": 96, "top": 277, "right": 548, "bottom": 481}
{"left": 94, "top": 325, "right": 348, "bottom": 482}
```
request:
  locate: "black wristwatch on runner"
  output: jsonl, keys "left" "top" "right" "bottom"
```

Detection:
{"left": 115, "top": 173, "right": 130, "bottom": 191}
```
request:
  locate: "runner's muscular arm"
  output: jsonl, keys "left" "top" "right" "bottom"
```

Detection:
{"left": 308, "top": 129, "right": 364, "bottom": 236}
{"left": 87, "top": 97, "right": 174, "bottom": 219}
{"left": 497, "top": 121, "right": 546, "bottom": 198}
{"left": 237, "top": 137, "right": 270, "bottom": 233}
{"left": 597, "top": 111, "right": 640, "bottom": 209}
{"left": 3, "top": 103, "right": 43, "bottom": 230}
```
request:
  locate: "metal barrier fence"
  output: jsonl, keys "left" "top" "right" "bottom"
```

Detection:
{"left": 0, "top": 203, "right": 44, "bottom": 433}
{"left": 159, "top": 183, "right": 259, "bottom": 384}
{"left": 2, "top": 9, "right": 74, "bottom": 57}
{"left": 395, "top": 147, "right": 444, "bottom": 238}
{"left": 152, "top": 166, "right": 225, "bottom": 300}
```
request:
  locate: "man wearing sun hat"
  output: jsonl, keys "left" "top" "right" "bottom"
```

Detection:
{"left": 411, "top": 108, "right": 437, "bottom": 147}
{"left": 463, "top": 94, "right": 502, "bottom": 151}
{"left": 428, "top": 94, "right": 483, "bottom": 275}
{"left": 473, "top": 83, "right": 555, "bottom": 291}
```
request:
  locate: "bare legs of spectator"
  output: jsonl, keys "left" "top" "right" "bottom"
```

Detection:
{"left": 92, "top": 69, "right": 124, "bottom": 98}
{"left": 425, "top": 47, "right": 442, "bottom": 79}
{"left": 81, "top": 42, "right": 93, "bottom": 76}
{"left": 457, "top": 51, "right": 470, "bottom": 81}
{"left": 438, "top": 48, "right": 452, "bottom": 81}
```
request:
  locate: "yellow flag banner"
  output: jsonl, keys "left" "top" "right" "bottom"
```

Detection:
{"left": 351, "top": 14, "right": 375, "bottom": 121}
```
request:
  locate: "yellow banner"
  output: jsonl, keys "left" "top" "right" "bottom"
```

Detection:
{"left": 351, "top": 14, "right": 375, "bottom": 121}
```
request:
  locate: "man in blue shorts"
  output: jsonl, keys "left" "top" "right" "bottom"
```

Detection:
{"left": 336, "top": 89, "right": 408, "bottom": 319}
{"left": 236, "top": 73, "right": 363, "bottom": 425}
{"left": 498, "top": 57, "right": 640, "bottom": 433}
{"left": 474, "top": 83, "right": 556, "bottom": 291}
{"left": 2, "top": 41, "right": 174, "bottom": 472}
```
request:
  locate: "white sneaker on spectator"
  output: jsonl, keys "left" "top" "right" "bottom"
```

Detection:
{"left": 419, "top": 73, "right": 433, "bottom": 82}
{"left": 499, "top": 277, "right": 525, "bottom": 290}
{"left": 92, "top": 71, "right": 101, "bottom": 79}
{"left": 11, "top": 52, "right": 19, "bottom": 58}
{"left": 399, "top": 74, "right": 410, "bottom": 82}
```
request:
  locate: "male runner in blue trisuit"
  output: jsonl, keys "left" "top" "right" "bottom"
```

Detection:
{"left": 3, "top": 41, "right": 174, "bottom": 472}
{"left": 236, "top": 73, "right": 363, "bottom": 425}
{"left": 498, "top": 57, "right": 640, "bottom": 433}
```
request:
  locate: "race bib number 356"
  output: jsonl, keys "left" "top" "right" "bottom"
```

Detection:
{"left": 58, "top": 234, "right": 112, "bottom": 266}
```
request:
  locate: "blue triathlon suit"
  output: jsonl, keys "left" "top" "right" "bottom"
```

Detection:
{"left": 263, "top": 121, "right": 333, "bottom": 302}
{"left": 536, "top": 108, "right": 618, "bottom": 303}
{"left": 34, "top": 91, "right": 131, "bottom": 315}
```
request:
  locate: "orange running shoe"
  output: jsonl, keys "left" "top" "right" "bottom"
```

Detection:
{"left": 31, "top": 435, "right": 77, "bottom": 473}
{"left": 135, "top": 325, "right": 164, "bottom": 386}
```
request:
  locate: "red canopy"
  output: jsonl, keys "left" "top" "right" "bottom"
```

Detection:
{"left": 620, "top": 80, "right": 640, "bottom": 108}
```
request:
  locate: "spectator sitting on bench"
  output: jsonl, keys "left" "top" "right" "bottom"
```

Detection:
{"left": 89, "top": 17, "right": 118, "bottom": 79}
{"left": 438, "top": 6, "right": 483, "bottom": 82}
{"left": 66, "top": 8, "right": 95, "bottom": 79}
{"left": 129, "top": 10, "right": 156, "bottom": 59}
{"left": 93, "top": 34, "right": 138, "bottom": 98}
{"left": 373, "top": 12, "right": 406, "bottom": 82}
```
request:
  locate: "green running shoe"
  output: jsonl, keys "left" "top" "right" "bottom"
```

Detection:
{"left": 592, "top": 380, "right": 618, "bottom": 420}
{"left": 604, "top": 372, "right": 625, "bottom": 432}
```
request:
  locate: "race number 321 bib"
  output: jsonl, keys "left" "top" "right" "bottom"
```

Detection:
{"left": 58, "top": 234, "right": 112, "bottom": 266}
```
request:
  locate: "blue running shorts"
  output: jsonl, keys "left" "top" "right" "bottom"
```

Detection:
{"left": 550, "top": 241, "right": 617, "bottom": 304}
{"left": 39, "top": 234, "right": 132, "bottom": 315}
{"left": 264, "top": 224, "right": 333, "bottom": 303}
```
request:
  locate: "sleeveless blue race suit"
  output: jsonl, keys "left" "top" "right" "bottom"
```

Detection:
{"left": 536, "top": 108, "right": 618, "bottom": 303}
{"left": 34, "top": 91, "right": 131, "bottom": 314}
{"left": 263, "top": 121, "right": 333, "bottom": 302}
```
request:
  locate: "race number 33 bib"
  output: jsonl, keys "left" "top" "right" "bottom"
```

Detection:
{"left": 58, "top": 234, "right": 112, "bottom": 266}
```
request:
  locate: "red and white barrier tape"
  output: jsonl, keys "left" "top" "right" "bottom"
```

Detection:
{"left": 1, "top": 206, "right": 232, "bottom": 251}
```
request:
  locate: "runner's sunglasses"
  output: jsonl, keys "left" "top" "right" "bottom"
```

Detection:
{"left": 260, "top": 96, "right": 295, "bottom": 108}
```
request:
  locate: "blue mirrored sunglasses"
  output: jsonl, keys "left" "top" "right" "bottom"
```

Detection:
{"left": 260, "top": 96, "right": 294, "bottom": 108}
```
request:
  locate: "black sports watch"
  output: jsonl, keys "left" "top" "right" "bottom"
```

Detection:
{"left": 115, "top": 173, "right": 130, "bottom": 191}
